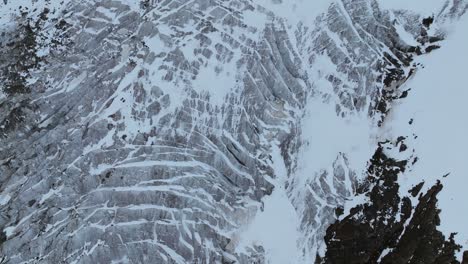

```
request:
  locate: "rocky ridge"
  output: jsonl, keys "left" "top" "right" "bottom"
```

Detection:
{"left": 0, "top": 0, "right": 466, "bottom": 263}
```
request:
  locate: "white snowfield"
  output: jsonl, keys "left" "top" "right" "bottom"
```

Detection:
{"left": 384, "top": 14, "right": 468, "bottom": 260}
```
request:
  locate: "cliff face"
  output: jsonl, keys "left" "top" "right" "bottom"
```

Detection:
{"left": 0, "top": 0, "right": 467, "bottom": 263}
{"left": 321, "top": 141, "right": 463, "bottom": 264}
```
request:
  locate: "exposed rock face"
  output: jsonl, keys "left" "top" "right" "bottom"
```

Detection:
{"left": 321, "top": 140, "right": 464, "bottom": 264}
{"left": 319, "top": 5, "right": 468, "bottom": 262}
{"left": 318, "top": 4, "right": 468, "bottom": 263}
{"left": 0, "top": 0, "right": 467, "bottom": 263}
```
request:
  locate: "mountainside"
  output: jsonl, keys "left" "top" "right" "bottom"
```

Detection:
{"left": 0, "top": 0, "right": 467, "bottom": 263}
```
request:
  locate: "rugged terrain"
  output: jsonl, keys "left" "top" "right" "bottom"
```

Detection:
{"left": 0, "top": 0, "right": 467, "bottom": 263}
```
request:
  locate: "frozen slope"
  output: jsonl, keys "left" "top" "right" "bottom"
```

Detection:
{"left": 320, "top": 2, "right": 468, "bottom": 263}
{"left": 384, "top": 14, "right": 468, "bottom": 259}
{"left": 0, "top": 0, "right": 468, "bottom": 263}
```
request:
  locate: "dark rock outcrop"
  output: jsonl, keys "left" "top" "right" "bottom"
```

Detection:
{"left": 320, "top": 139, "right": 466, "bottom": 264}
{"left": 320, "top": 13, "right": 468, "bottom": 263}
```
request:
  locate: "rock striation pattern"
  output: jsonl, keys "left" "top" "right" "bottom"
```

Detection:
{"left": 0, "top": 0, "right": 467, "bottom": 263}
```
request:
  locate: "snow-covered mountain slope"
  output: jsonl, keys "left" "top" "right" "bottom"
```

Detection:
{"left": 382, "top": 13, "right": 468, "bottom": 260}
{"left": 320, "top": 2, "right": 468, "bottom": 264}
{"left": 0, "top": 0, "right": 467, "bottom": 263}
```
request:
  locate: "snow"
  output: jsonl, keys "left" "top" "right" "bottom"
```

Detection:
{"left": 66, "top": 71, "right": 88, "bottom": 93}
{"left": 291, "top": 95, "right": 376, "bottom": 259}
{"left": 0, "top": 194, "right": 11, "bottom": 206}
{"left": 300, "top": 53, "right": 377, "bottom": 183}
{"left": 340, "top": 193, "right": 368, "bottom": 221}
{"left": 236, "top": 144, "right": 302, "bottom": 264}
{"left": 3, "top": 209, "right": 40, "bottom": 237}
{"left": 191, "top": 50, "right": 241, "bottom": 107}
{"left": 377, "top": 248, "right": 393, "bottom": 262}
{"left": 39, "top": 185, "right": 64, "bottom": 204}
{"left": 96, "top": 6, "right": 120, "bottom": 23}
{"left": 299, "top": 97, "right": 375, "bottom": 178}
{"left": 392, "top": 15, "right": 419, "bottom": 46}
{"left": 377, "top": 0, "right": 447, "bottom": 16}
{"left": 383, "top": 14, "right": 468, "bottom": 260}
{"left": 255, "top": 0, "right": 333, "bottom": 27}
{"left": 242, "top": 8, "right": 268, "bottom": 35}
{"left": 236, "top": 89, "right": 376, "bottom": 262}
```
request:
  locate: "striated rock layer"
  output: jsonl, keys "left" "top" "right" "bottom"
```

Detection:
{"left": 0, "top": 0, "right": 467, "bottom": 263}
